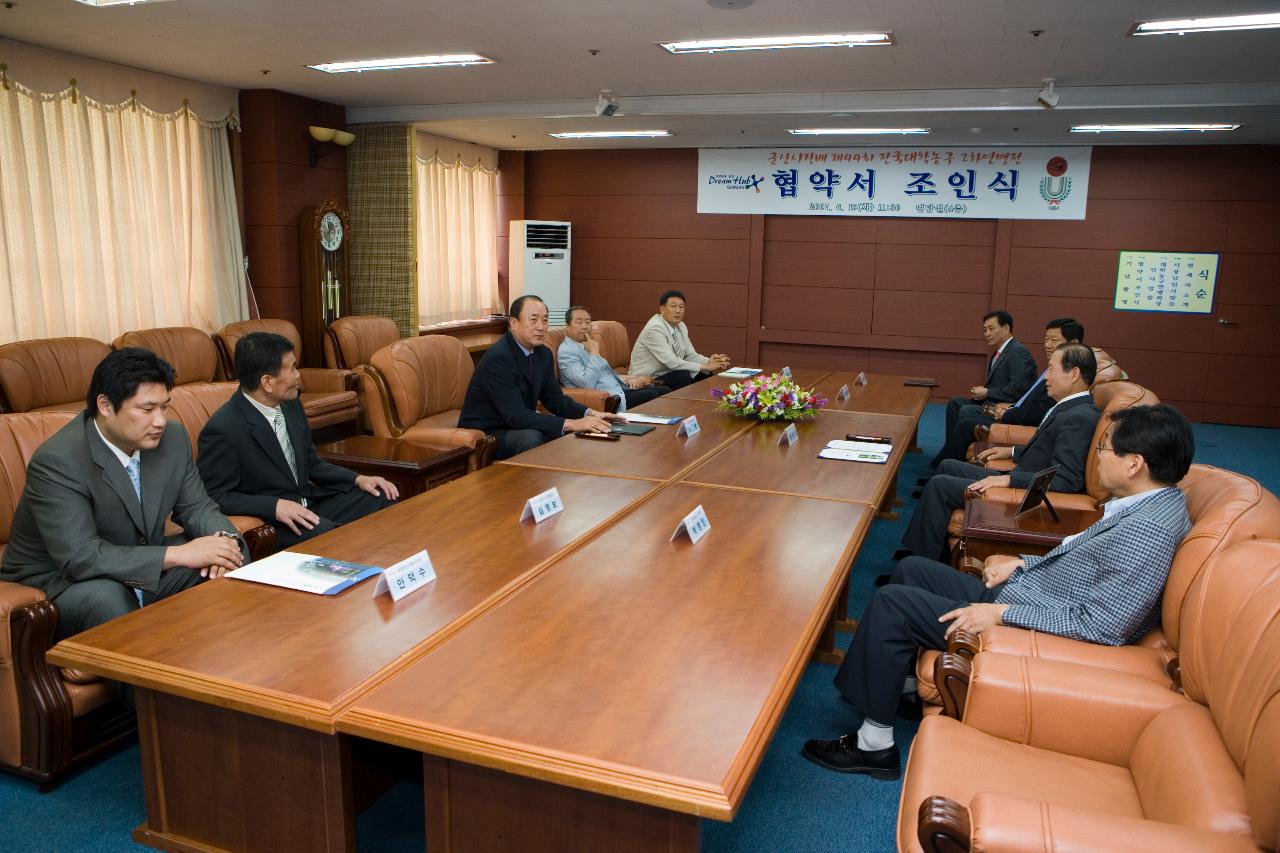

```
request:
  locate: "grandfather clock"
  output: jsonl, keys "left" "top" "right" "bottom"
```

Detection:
{"left": 298, "top": 199, "right": 351, "bottom": 365}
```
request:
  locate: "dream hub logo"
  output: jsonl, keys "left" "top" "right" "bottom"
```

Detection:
{"left": 708, "top": 173, "right": 764, "bottom": 192}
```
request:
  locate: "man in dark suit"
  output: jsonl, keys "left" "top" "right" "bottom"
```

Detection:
{"left": 931, "top": 318, "right": 1085, "bottom": 467}
{"left": 803, "top": 404, "right": 1195, "bottom": 780}
{"left": 459, "top": 294, "right": 618, "bottom": 460}
{"left": 900, "top": 343, "right": 1101, "bottom": 563}
{"left": 197, "top": 332, "right": 398, "bottom": 550}
{"left": 938, "top": 310, "right": 1039, "bottom": 463}
{"left": 1, "top": 348, "right": 246, "bottom": 640}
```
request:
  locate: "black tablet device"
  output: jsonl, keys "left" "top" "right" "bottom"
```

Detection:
{"left": 1015, "top": 465, "right": 1061, "bottom": 522}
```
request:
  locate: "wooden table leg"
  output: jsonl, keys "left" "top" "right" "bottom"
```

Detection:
{"left": 876, "top": 479, "right": 900, "bottom": 521}
{"left": 424, "top": 756, "right": 701, "bottom": 852}
{"left": 908, "top": 424, "right": 922, "bottom": 453}
{"left": 131, "top": 689, "right": 357, "bottom": 853}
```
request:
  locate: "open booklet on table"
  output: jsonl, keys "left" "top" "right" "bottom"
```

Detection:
{"left": 228, "top": 551, "right": 383, "bottom": 595}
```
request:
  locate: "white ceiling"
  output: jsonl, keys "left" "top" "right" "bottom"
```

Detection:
{"left": 5, "top": 0, "right": 1280, "bottom": 148}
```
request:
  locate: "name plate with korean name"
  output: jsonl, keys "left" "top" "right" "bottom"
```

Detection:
{"left": 670, "top": 504, "right": 712, "bottom": 544}
{"left": 519, "top": 487, "right": 564, "bottom": 523}
{"left": 835, "top": 384, "right": 850, "bottom": 401}
{"left": 780, "top": 365, "right": 793, "bottom": 380}
{"left": 373, "top": 549, "right": 437, "bottom": 601}
{"left": 778, "top": 422, "right": 799, "bottom": 447}
{"left": 676, "top": 415, "right": 701, "bottom": 438}
{"left": 855, "top": 371, "right": 868, "bottom": 386}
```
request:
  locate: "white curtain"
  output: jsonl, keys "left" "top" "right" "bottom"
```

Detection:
{"left": 414, "top": 132, "right": 498, "bottom": 326}
{"left": 0, "top": 79, "right": 248, "bottom": 344}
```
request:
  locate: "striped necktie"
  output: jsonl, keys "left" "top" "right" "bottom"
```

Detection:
{"left": 272, "top": 410, "right": 299, "bottom": 484}
{"left": 125, "top": 457, "right": 145, "bottom": 605}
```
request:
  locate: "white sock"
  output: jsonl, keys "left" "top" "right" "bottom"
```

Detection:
{"left": 856, "top": 719, "right": 894, "bottom": 751}
{"left": 902, "top": 676, "right": 918, "bottom": 694}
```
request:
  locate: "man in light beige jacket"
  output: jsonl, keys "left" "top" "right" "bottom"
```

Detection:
{"left": 627, "top": 290, "right": 730, "bottom": 390}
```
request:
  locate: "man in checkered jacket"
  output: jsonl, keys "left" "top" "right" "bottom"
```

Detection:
{"left": 804, "top": 404, "right": 1195, "bottom": 780}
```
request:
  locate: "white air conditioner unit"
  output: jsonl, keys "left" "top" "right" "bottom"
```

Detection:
{"left": 509, "top": 220, "right": 571, "bottom": 325}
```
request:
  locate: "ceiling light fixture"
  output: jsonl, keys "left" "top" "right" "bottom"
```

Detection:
{"left": 1129, "top": 13, "right": 1280, "bottom": 36}
{"left": 73, "top": 0, "right": 175, "bottom": 5}
{"left": 1069, "top": 123, "right": 1240, "bottom": 133}
{"left": 659, "top": 32, "right": 894, "bottom": 54}
{"left": 549, "top": 130, "right": 672, "bottom": 139}
{"left": 308, "top": 53, "right": 494, "bottom": 73}
{"left": 788, "top": 127, "right": 929, "bottom": 135}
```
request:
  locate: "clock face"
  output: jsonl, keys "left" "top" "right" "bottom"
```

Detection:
{"left": 319, "top": 211, "right": 344, "bottom": 251}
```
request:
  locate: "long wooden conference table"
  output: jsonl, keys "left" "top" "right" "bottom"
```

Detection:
{"left": 48, "top": 368, "right": 928, "bottom": 853}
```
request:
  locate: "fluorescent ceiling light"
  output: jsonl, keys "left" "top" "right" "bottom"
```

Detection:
{"left": 1070, "top": 123, "right": 1240, "bottom": 133}
{"left": 549, "top": 130, "right": 672, "bottom": 139}
{"left": 308, "top": 54, "right": 494, "bottom": 73}
{"left": 788, "top": 127, "right": 930, "bottom": 135}
{"left": 1130, "top": 13, "right": 1280, "bottom": 35}
{"left": 659, "top": 33, "right": 894, "bottom": 54}
{"left": 74, "top": 0, "right": 174, "bottom": 5}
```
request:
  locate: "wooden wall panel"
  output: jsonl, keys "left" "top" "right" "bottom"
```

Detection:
{"left": 762, "top": 241, "right": 877, "bottom": 288}
{"left": 761, "top": 286, "right": 873, "bottom": 334}
{"left": 521, "top": 145, "right": 1280, "bottom": 425}
{"left": 874, "top": 244, "right": 993, "bottom": 293}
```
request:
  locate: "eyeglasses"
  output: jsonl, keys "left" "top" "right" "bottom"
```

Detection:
{"left": 1095, "top": 440, "right": 1115, "bottom": 455}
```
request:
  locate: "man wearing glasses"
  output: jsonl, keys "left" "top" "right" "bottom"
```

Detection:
{"left": 803, "top": 403, "right": 1194, "bottom": 780}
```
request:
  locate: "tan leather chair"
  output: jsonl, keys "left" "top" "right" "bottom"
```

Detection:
{"left": 0, "top": 337, "right": 112, "bottom": 414}
{"left": 0, "top": 412, "right": 134, "bottom": 788}
{"left": 1092, "top": 346, "right": 1127, "bottom": 384}
{"left": 542, "top": 327, "right": 618, "bottom": 413}
{"left": 163, "top": 383, "right": 277, "bottom": 561}
{"left": 323, "top": 315, "right": 400, "bottom": 370}
{"left": 356, "top": 335, "right": 496, "bottom": 471}
{"left": 215, "top": 319, "right": 359, "bottom": 432}
{"left": 589, "top": 320, "right": 633, "bottom": 373}
{"left": 901, "top": 538, "right": 1280, "bottom": 853}
{"left": 920, "top": 465, "right": 1280, "bottom": 709}
{"left": 112, "top": 326, "right": 224, "bottom": 387}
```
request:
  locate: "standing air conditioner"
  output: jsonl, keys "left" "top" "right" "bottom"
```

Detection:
{"left": 509, "top": 220, "right": 571, "bottom": 325}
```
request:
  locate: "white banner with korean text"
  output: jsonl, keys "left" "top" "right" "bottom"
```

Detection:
{"left": 697, "top": 147, "right": 1091, "bottom": 220}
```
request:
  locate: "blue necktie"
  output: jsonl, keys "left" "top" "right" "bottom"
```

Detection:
{"left": 125, "top": 458, "right": 145, "bottom": 606}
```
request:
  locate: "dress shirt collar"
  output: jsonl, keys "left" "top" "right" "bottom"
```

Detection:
{"left": 1038, "top": 389, "right": 1090, "bottom": 425}
{"left": 1058, "top": 486, "right": 1171, "bottom": 550}
{"left": 513, "top": 337, "right": 534, "bottom": 358}
{"left": 93, "top": 419, "right": 140, "bottom": 468}
{"left": 242, "top": 390, "right": 283, "bottom": 423}
{"left": 994, "top": 337, "right": 1013, "bottom": 358}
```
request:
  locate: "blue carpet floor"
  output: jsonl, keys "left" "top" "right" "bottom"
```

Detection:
{"left": 3, "top": 403, "right": 1277, "bottom": 852}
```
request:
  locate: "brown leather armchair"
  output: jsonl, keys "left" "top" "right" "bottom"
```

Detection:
{"left": 920, "top": 465, "right": 1280, "bottom": 710}
{"left": 589, "top": 320, "right": 634, "bottom": 373}
{"left": 542, "top": 327, "right": 620, "bottom": 414}
{"left": 164, "top": 383, "right": 277, "bottom": 561}
{"left": 356, "top": 335, "right": 496, "bottom": 471}
{"left": 0, "top": 412, "right": 134, "bottom": 788}
{"left": 901, "top": 539, "right": 1280, "bottom": 853}
{"left": 323, "top": 315, "right": 400, "bottom": 370}
{"left": 0, "top": 337, "right": 112, "bottom": 414}
{"left": 112, "top": 326, "right": 225, "bottom": 387}
{"left": 215, "top": 319, "right": 359, "bottom": 432}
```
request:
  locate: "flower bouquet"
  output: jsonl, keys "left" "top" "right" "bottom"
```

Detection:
{"left": 711, "top": 372, "right": 826, "bottom": 421}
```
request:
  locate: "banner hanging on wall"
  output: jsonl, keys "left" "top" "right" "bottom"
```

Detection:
{"left": 697, "top": 146, "right": 1091, "bottom": 220}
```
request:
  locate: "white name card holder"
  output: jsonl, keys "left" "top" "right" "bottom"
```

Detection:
{"left": 669, "top": 504, "right": 712, "bottom": 544}
{"left": 519, "top": 487, "right": 565, "bottom": 524}
{"left": 676, "top": 415, "right": 701, "bottom": 438}
{"left": 855, "top": 371, "right": 869, "bottom": 386}
{"left": 778, "top": 422, "right": 799, "bottom": 447}
{"left": 373, "top": 549, "right": 437, "bottom": 601}
{"left": 835, "top": 384, "right": 850, "bottom": 401}
{"left": 781, "top": 366, "right": 793, "bottom": 380}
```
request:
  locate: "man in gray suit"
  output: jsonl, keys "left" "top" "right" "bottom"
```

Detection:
{"left": 1, "top": 348, "right": 245, "bottom": 640}
{"left": 804, "top": 404, "right": 1195, "bottom": 780}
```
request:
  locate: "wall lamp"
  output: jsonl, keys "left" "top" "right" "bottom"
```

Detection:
{"left": 308, "top": 126, "right": 356, "bottom": 167}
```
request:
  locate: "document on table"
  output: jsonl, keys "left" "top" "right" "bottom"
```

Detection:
{"left": 620, "top": 412, "right": 682, "bottom": 425}
{"left": 826, "top": 439, "right": 894, "bottom": 454}
{"left": 718, "top": 367, "right": 764, "bottom": 378}
{"left": 228, "top": 551, "right": 383, "bottom": 595}
{"left": 818, "top": 446, "right": 890, "bottom": 464}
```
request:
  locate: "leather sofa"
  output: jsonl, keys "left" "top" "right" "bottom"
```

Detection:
{"left": 920, "top": 464, "right": 1280, "bottom": 710}
{"left": 112, "top": 326, "right": 226, "bottom": 388}
{"left": 542, "top": 327, "right": 620, "bottom": 413}
{"left": 0, "top": 412, "right": 133, "bottom": 788}
{"left": 0, "top": 337, "right": 112, "bottom": 414}
{"left": 323, "top": 315, "right": 400, "bottom": 371}
{"left": 215, "top": 319, "right": 359, "bottom": 432}
{"left": 356, "top": 335, "right": 496, "bottom": 471}
{"left": 901, "top": 538, "right": 1280, "bottom": 853}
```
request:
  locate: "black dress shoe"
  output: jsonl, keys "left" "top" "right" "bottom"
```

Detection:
{"left": 915, "top": 477, "right": 931, "bottom": 486}
{"left": 801, "top": 735, "right": 900, "bottom": 779}
{"left": 892, "top": 548, "right": 913, "bottom": 562}
{"left": 911, "top": 489, "right": 923, "bottom": 500}
{"left": 874, "top": 573, "right": 893, "bottom": 587}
